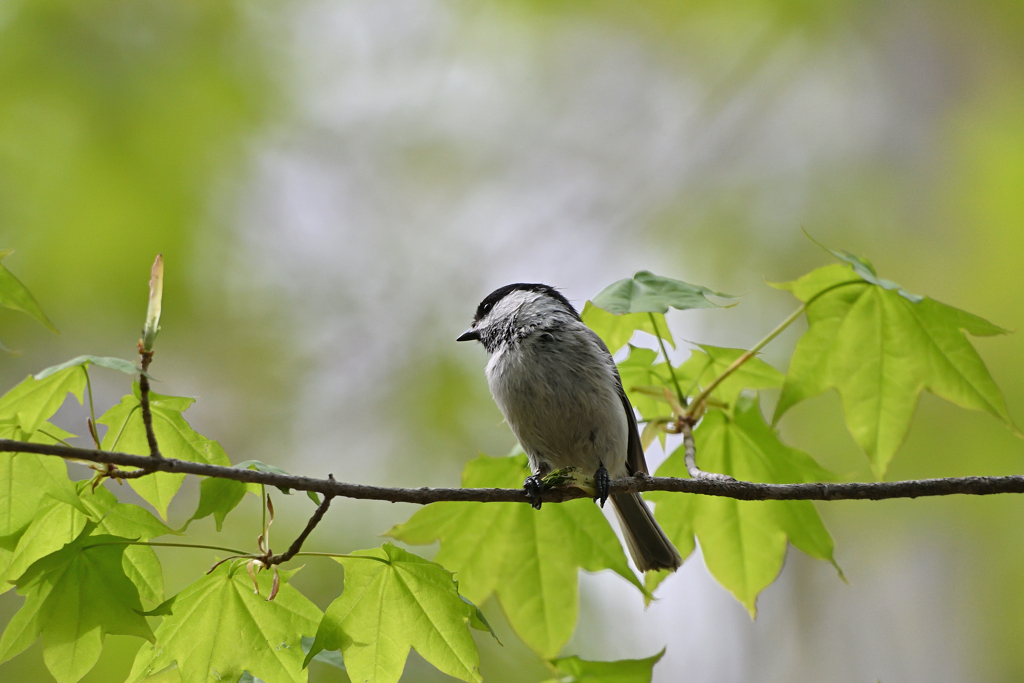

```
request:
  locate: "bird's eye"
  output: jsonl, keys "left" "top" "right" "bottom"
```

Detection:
{"left": 482, "top": 303, "right": 492, "bottom": 314}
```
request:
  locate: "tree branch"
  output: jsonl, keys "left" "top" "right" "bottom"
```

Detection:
{"left": 6, "top": 438, "right": 1024, "bottom": 504}
{"left": 266, "top": 485, "right": 335, "bottom": 566}
{"left": 137, "top": 347, "right": 161, "bottom": 459}
{"left": 678, "top": 418, "right": 734, "bottom": 482}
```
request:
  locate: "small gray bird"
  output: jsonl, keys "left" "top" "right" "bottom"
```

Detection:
{"left": 457, "top": 283, "right": 682, "bottom": 573}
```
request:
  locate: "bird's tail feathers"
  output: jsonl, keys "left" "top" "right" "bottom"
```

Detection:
{"left": 611, "top": 492, "right": 682, "bottom": 573}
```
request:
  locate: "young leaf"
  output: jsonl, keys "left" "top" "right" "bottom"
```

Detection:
{"left": 591, "top": 271, "right": 736, "bottom": 315}
{"left": 0, "top": 366, "right": 86, "bottom": 435}
{"left": 0, "top": 499, "right": 91, "bottom": 591}
{"left": 127, "top": 563, "right": 321, "bottom": 683}
{"left": 0, "top": 529, "right": 154, "bottom": 683}
{"left": 676, "top": 345, "right": 784, "bottom": 406}
{"left": 98, "top": 384, "right": 231, "bottom": 518}
{"left": 235, "top": 459, "right": 298, "bottom": 495}
{"left": 646, "top": 399, "right": 839, "bottom": 615}
{"left": 301, "top": 636, "right": 346, "bottom": 670}
{"left": 581, "top": 303, "right": 674, "bottom": 354}
{"left": 387, "top": 454, "right": 643, "bottom": 659}
{"left": 544, "top": 649, "right": 665, "bottom": 683}
{"left": 0, "top": 420, "right": 87, "bottom": 541}
{"left": 188, "top": 477, "right": 248, "bottom": 531}
{"left": 772, "top": 262, "right": 1016, "bottom": 478}
{"left": 0, "top": 249, "right": 57, "bottom": 333}
{"left": 122, "top": 545, "right": 164, "bottom": 606}
{"left": 34, "top": 355, "right": 146, "bottom": 380}
{"left": 817, "top": 239, "right": 923, "bottom": 303}
{"left": 304, "top": 544, "right": 483, "bottom": 683}
{"left": 142, "top": 254, "right": 164, "bottom": 352}
{"left": 1, "top": 482, "right": 171, "bottom": 595}
{"left": 77, "top": 485, "right": 173, "bottom": 605}
{"left": 79, "top": 485, "right": 176, "bottom": 541}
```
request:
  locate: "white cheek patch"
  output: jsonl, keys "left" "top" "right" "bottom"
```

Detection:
{"left": 479, "top": 290, "right": 542, "bottom": 330}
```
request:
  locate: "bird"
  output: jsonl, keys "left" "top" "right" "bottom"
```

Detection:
{"left": 457, "top": 283, "right": 682, "bottom": 573}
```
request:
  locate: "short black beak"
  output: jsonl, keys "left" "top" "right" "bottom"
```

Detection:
{"left": 456, "top": 328, "right": 479, "bottom": 342}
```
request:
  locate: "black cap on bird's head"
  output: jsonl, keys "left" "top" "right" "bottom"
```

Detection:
{"left": 456, "top": 283, "right": 577, "bottom": 345}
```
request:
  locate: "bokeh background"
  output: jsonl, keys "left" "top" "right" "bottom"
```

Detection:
{"left": 1, "top": 0, "right": 1023, "bottom": 680}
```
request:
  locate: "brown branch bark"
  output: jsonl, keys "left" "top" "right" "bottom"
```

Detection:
{"left": 266, "top": 485, "right": 335, "bottom": 566}
{"left": 5, "top": 438, "right": 1024, "bottom": 504}
{"left": 137, "top": 348, "right": 161, "bottom": 459}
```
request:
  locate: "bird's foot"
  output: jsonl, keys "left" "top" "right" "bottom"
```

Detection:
{"left": 594, "top": 464, "right": 610, "bottom": 508}
{"left": 526, "top": 467, "right": 593, "bottom": 509}
{"left": 524, "top": 475, "right": 545, "bottom": 510}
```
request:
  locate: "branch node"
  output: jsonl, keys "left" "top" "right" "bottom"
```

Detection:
{"left": 679, "top": 416, "right": 735, "bottom": 483}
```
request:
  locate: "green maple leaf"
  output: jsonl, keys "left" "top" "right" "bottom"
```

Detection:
{"left": 387, "top": 453, "right": 643, "bottom": 658}
{"left": 676, "top": 345, "right": 784, "bottom": 406}
{"left": 646, "top": 399, "right": 839, "bottom": 615}
{"left": 79, "top": 485, "right": 176, "bottom": 542}
{"left": 34, "top": 355, "right": 149, "bottom": 380}
{"left": 78, "top": 485, "right": 173, "bottom": 605}
{"left": 187, "top": 477, "right": 248, "bottom": 531}
{"left": 543, "top": 649, "right": 665, "bottom": 683}
{"left": 127, "top": 563, "right": 321, "bottom": 683}
{"left": 186, "top": 460, "right": 317, "bottom": 532}
{"left": 0, "top": 419, "right": 85, "bottom": 542}
{"left": 98, "top": 384, "right": 231, "bottom": 518}
{"left": 591, "top": 271, "right": 736, "bottom": 315}
{"left": 0, "top": 528, "right": 154, "bottom": 683}
{"left": 1, "top": 480, "right": 173, "bottom": 601}
{"left": 581, "top": 303, "right": 673, "bottom": 354}
{"left": 0, "top": 498, "right": 91, "bottom": 591}
{"left": 304, "top": 543, "right": 484, "bottom": 683}
{"left": 771, "top": 262, "right": 1017, "bottom": 478}
{"left": 132, "top": 641, "right": 345, "bottom": 683}
{"left": 0, "top": 249, "right": 57, "bottom": 334}
{"left": 0, "top": 366, "right": 85, "bottom": 435}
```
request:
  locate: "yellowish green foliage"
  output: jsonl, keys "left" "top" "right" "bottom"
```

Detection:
{"left": 773, "top": 262, "right": 1016, "bottom": 477}
{"left": 647, "top": 398, "right": 839, "bottom": 614}
{"left": 305, "top": 544, "right": 485, "bottom": 683}
{"left": 387, "top": 454, "right": 643, "bottom": 658}
{"left": 128, "top": 565, "right": 321, "bottom": 683}
{"left": 98, "top": 384, "right": 231, "bottom": 518}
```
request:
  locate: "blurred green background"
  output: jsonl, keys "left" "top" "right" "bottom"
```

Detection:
{"left": 1, "top": 0, "right": 1023, "bottom": 680}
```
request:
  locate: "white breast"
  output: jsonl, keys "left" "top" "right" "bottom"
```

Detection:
{"left": 485, "top": 321, "right": 629, "bottom": 479}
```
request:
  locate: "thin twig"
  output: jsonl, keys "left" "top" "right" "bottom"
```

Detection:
{"left": 6, "top": 438, "right": 1024, "bottom": 504}
{"left": 678, "top": 418, "right": 734, "bottom": 482}
{"left": 266, "top": 480, "right": 335, "bottom": 566}
{"left": 684, "top": 279, "right": 867, "bottom": 419}
{"left": 137, "top": 346, "right": 162, "bottom": 459}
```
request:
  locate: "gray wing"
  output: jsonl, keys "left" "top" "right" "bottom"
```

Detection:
{"left": 615, "top": 372, "right": 649, "bottom": 476}
{"left": 580, "top": 321, "right": 650, "bottom": 476}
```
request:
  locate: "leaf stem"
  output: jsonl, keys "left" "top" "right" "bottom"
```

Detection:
{"left": 36, "top": 428, "right": 75, "bottom": 449}
{"left": 684, "top": 279, "right": 867, "bottom": 419}
{"left": 293, "top": 552, "right": 390, "bottom": 564}
{"left": 647, "top": 313, "right": 686, "bottom": 407}
{"left": 91, "top": 540, "right": 252, "bottom": 555}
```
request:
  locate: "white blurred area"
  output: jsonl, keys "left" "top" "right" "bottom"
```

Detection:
{"left": 217, "top": 1, "right": 962, "bottom": 680}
